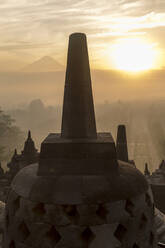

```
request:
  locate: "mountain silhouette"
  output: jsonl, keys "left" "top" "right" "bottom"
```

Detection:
{"left": 21, "top": 56, "right": 64, "bottom": 72}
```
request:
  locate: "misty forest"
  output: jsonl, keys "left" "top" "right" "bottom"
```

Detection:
{"left": 1, "top": 64, "right": 165, "bottom": 173}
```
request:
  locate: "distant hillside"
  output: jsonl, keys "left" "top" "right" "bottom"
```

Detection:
{"left": 22, "top": 56, "right": 64, "bottom": 72}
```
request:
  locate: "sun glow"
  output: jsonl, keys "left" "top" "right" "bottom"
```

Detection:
{"left": 111, "top": 38, "right": 157, "bottom": 72}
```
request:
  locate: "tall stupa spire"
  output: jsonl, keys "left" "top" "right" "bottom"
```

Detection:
{"left": 116, "top": 125, "right": 129, "bottom": 162}
{"left": 144, "top": 163, "right": 150, "bottom": 176}
{"left": 61, "top": 33, "right": 97, "bottom": 139}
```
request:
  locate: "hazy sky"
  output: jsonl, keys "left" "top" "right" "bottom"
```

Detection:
{"left": 0, "top": 0, "right": 165, "bottom": 69}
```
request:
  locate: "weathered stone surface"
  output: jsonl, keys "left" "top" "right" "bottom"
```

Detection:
{"left": 38, "top": 133, "right": 118, "bottom": 176}
{"left": 77, "top": 204, "right": 104, "bottom": 226}
{"left": 4, "top": 189, "right": 157, "bottom": 247}
{"left": 11, "top": 162, "right": 148, "bottom": 205}
{"left": 151, "top": 183, "right": 165, "bottom": 214}
{"left": 90, "top": 224, "right": 121, "bottom": 248}
{"left": 2, "top": 192, "right": 165, "bottom": 247}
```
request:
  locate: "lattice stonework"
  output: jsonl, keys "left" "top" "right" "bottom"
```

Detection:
{"left": 4, "top": 189, "right": 156, "bottom": 248}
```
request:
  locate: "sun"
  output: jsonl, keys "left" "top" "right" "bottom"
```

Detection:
{"left": 111, "top": 38, "right": 157, "bottom": 72}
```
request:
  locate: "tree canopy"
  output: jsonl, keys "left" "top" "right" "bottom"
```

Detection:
{"left": 0, "top": 109, "right": 24, "bottom": 161}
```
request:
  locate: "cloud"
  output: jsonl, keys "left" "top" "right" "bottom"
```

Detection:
{"left": 0, "top": 0, "right": 164, "bottom": 65}
{"left": 0, "top": 42, "right": 55, "bottom": 51}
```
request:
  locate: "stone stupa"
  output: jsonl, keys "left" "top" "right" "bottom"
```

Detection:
{"left": 4, "top": 33, "right": 157, "bottom": 248}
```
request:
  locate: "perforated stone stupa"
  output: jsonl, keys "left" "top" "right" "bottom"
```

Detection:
{"left": 4, "top": 33, "right": 157, "bottom": 248}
